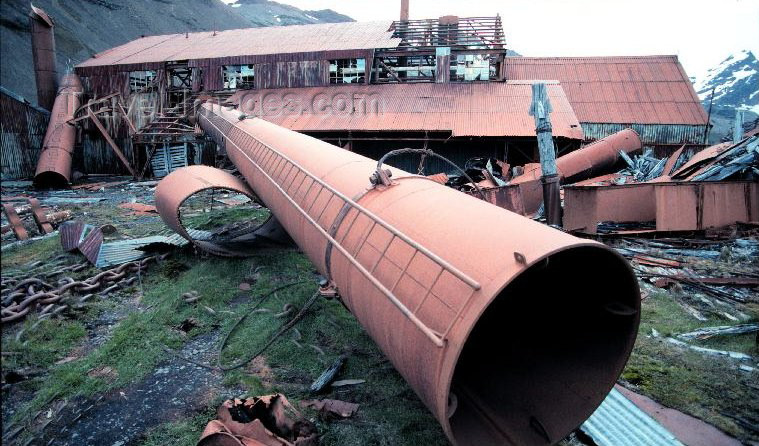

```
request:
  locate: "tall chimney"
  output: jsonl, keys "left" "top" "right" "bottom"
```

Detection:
{"left": 400, "top": 0, "right": 409, "bottom": 21}
{"left": 29, "top": 5, "right": 58, "bottom": 111}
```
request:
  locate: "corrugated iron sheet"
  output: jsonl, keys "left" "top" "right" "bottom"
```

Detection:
{"left": 0, "top": 87, "right": 51, "bottom": 180}
{"left": 504, "top": 56, "right": 708, "bottom": 126}
{"left": 582, "top": 387, "right": 684, "bottom": 446}
{"left": 226, "top": 81, "right": 584, "bottom": 138}
{"left": 76, "top": 21, "right": 400, "bottom": 69}
{"left": 582, "top": 122, "right": 708, "bottom": 146}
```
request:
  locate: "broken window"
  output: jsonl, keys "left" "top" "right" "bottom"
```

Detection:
{"left": 329, "top": 59, "right": 366, "bottom": 84}
{"left": 222, "top": 65, "right": 255, "bottom": 90}
{"left": 169, "top": 67, "right": 193, "bottom": 89}
{"left": 129, "top": 70, "right": 157, "bottom": 93}
{"left": 450, "top": 54, "right": 495, "bottom": 82}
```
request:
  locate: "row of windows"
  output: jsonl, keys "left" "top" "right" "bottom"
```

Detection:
{"left": 127, "top": 55, "right": 493, "bottom": 93}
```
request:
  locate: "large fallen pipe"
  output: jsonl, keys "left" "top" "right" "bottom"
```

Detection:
{"left": 34, "top": 73, "right": 82, "bottom": 188}
{"left": 512, "top": 128, "right": 643, "bottom": 185}
{"left": 29, "top": 5, "right": 58, "bottom": 111}
{"left": 196, "top": 103, "right": 640, "bottom": 446}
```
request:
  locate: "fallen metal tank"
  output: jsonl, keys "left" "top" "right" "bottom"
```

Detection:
{"left": 197, "top": 103, "right": 640, "bottom": 446}
{"left": 34, "top": 73, "right": 82, "bottom": 188}
{"left": 512, "top": 128, "right": 643, "bottom": 185}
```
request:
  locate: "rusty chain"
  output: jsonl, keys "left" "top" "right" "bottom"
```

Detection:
{"left": 1, "top": 255, "right": 167, "bottom": 324}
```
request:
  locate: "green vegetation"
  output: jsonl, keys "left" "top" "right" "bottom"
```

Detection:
{"left": 2, "top": 202, "right": 755, "bottom": 445}
{"left": 623, "top": 291, "right": 758, "bottom": 443}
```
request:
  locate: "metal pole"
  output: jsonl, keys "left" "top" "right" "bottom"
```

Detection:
{"left": 703, "top": 87, "right": 715, "bottom": 145}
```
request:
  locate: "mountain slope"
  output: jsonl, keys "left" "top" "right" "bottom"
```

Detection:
{"left": 229, "top": 0, "right": 353, "bottom": 26}
{"left": 695, "top": 50, "right": 758, "bottom": 114}
{"left": 694, "top": 50, "right": 758, "bottom": 142}
{"left": 0, "top": 0, "right": 353, "bottom": 105}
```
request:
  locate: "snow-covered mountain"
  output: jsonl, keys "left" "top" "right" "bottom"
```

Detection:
{"left": 695, "top": 50, "right": 758, "bottom": 114}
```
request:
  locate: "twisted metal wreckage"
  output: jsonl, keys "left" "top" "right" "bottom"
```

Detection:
{"left": 152, "top": 103, "right": 641, "bottom": 446}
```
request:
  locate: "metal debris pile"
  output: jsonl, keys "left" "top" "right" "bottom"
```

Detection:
{"left": 613, "top": 234, "right": 759, "bottom": 323}
{"left": 197, "top": 394, "right": 318, "bottom": 446}
{"left": 619, "top": 148, "right": 668, "bottom": 182}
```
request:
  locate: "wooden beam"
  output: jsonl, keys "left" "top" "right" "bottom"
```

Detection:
{"left": 87, "top": 107, "right": 137, "bottom": 178}
{"left": 376, "top": 59, "right": 402, "bottom": 82}
{"left": 117, "top": 101, "right": 137, "bottom": 134}
{"left": 529, "top": 82, "right": 561, "bottom": 226}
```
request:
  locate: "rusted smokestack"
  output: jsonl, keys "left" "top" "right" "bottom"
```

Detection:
{"left": 512, "top": 128, "right": 643, "bottom": 185}
{"left": 34, "top": 73, "right": 82, "bottom": 188}
{"left": 400, "top": 0, "right": 409, "bottom": 21}
{"left": 29, "top": 5, "right": 58, "bottom": 111}
{"left": 195, "top": 104, "right": 640, "bottom": 446}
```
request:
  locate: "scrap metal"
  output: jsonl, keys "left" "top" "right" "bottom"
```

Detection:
{"left": 192, "top": 104, "right": 641, "bottom": 446}
{"left": 34, "top": 73, "right": 83, "bottom": 188}
{"left": 60, "top": 220, "right": 194, "bottom": 268}
{"left": 197, "top": 394, "right": 317, "bottom": 446}
{"left": 581, "top": 386, "right": 684, "bottom": 446}
{"left": 2, "top": 203, "right": 29, "bottom": 240}
{"left": 154, "top": 165, "right": 290, "bottom": 257}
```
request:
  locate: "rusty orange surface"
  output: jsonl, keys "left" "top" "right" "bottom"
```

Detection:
{"left": 512, "top": 128, "right": 642, "bottom": 185}
{"left": 34, "top": 73, "right": 82, "bottom": 188}
{"left": 197, "top": 103, "right": 641, "bottom": 446}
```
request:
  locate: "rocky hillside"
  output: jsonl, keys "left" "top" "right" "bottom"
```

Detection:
{"left": 694, "top": 50, "right": 759, "bottom": 141}
{"left": 0, "top": 0, "right": 352, "bottom": 105}
{"left": 229, "top": 0, "right": 352, "bottom": 26}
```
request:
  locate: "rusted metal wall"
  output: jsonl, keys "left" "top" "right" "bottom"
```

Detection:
{"left": 76, "top": 132, "right": 135, "bottom": 175}
{"left": 0, "top": 88, "right": 51, "bottom": 180}
{"left": 563, "top": 184, "right": 657, "bottom": 233}
{"left": 655, "top": 182, "right": 759, "bottom": 231}
{"left": 581, "top": 123, "right": 707, "bottom": 147}
{"left": 76, "top": 50, "right": 367, "bottom": 97}
{"left": 29, "top": 6, "right": 58, "bottom": 110}
{"left": 563, "top": 181, "right": 758, "bottom": 233}
{"left": 79, "top": 72, "right": 130, "bottom": 99}
{"left": 255, "top": 61, "right": 329, "bottom": 89}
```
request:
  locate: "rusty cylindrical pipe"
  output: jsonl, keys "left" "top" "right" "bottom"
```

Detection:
{"left": 197, "top": 104, "right": 640, "bottom": 446}
{"left": 29, "top": 5, "right": 58, "bottom": 111}
{"left": 34, "top": 73, "right": 82, "bottom": 188}
{"left": 512, "top": 128, "right": 643, "bottom": 185}
{"left": 400, "top": 0, "right": 410, "bottom": 21}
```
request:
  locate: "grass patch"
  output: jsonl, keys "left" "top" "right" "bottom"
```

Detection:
{"left": 8, "top": 252, "right": 253, "bottom": 426}
{"left": 623, "top": 291, "right": 759, "bottom": 443}
{"left": 140, "top": 411, "right": 215, "bottom": 446}
{"left": 1, "top": 318, "right": 86, "bottom": 369}
{"left": 1, "top": 234, "right": 62, "bottom": 268}
{"left": 182, "top": 204, "right": 271, "bottom": 231}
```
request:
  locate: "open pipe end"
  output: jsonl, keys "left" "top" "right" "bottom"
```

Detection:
{"left": 34, "top": 171, "right": 69, "bottom": 189}
{"left": 449, "top": 246, "right": 640, "bottom": 446}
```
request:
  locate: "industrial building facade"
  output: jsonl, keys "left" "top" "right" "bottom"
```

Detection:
{"left": 3, "top": 10, "right": 709, "bottom": 180}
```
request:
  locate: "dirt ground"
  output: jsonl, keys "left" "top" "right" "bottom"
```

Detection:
{"left": 2, "top": 177, "right": 757, "bottom": 446}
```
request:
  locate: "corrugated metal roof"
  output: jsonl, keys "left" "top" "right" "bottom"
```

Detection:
{"left": 581, "top": 387, "right": 684, "bottom": 446}
{"left": 227, "top": 81, "right": 584, "bottom": 139}
{"left": 77, "top": 21, "right": 400, "bottom": 68}
{"left": 504, "top": 56, "right": 707, "bottom": 126}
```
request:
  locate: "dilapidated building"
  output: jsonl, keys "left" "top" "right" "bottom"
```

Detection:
{"left": 504, "top": 56, "right": 709, "bottom": 154}
{"left": 3, "top": 6, "right": 709, "bottom": 182}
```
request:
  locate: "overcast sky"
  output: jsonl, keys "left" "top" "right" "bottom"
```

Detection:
{"left": 272, "top": 0, "right": 759, "bottom": 79}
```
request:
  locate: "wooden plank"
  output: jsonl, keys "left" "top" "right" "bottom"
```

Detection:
{"left": 87, "top": 107, "right": 137, "bottom": 178}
